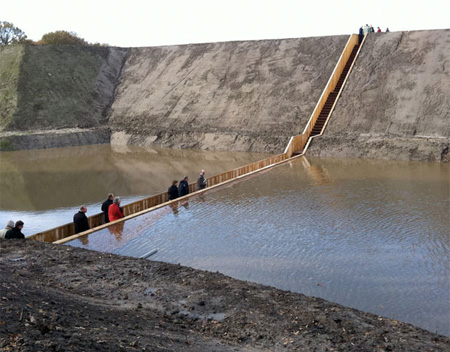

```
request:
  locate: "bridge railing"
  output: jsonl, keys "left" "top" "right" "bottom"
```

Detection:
{"left": 29, "top": 150, "right": 294, "bottom": 243}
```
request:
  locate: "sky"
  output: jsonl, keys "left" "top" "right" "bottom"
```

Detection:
{"left": 3, "top": 0, "right": 450, "bottom": 47}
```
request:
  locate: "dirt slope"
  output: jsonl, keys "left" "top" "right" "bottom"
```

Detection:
{"left": 108, "top": 36, "right": 348, "bottom": 153}
{"left": 308, "top": 30, "right": 450, "bottom": 161}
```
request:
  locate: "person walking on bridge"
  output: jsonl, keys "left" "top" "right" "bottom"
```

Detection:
{"left": 168, "top": 180, "right": 179, "bottom": 200}
{"left": 101, "top": 193, "right": 114, "bottom": 223}
{"left": 109, "top": 197, "right": 124, "bottom": 222}
{"left": 73, "top": 206, "right": 90, "bottom": 234}
{"left": 5, "top": 220, "right": 25, "bottom": 239}
{"left": 196, "top": 170, "right": 207, "bottom": 191}
{"left": 179, "top": 176, "right": 189, "bottom": 197}
{"left": 0, "top": 220, "right": 14, "bottom": 238}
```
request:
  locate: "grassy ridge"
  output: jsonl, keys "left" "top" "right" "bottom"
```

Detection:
{"left": 10, "top": 45, "right": 105, "bottom": 130}
{"left": 0, "top": 45, "right": 24, "bottom": 130}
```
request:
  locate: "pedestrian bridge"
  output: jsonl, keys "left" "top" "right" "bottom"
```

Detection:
{"left": 29, "top": 34, "right": 366, "bottom": 244}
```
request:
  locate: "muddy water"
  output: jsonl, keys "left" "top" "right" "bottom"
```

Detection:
{"left": 0, "top": 145, "right": 270, "bottom": 234}
{"left": 68, "top": 157, "right": 450, "bottom": 336}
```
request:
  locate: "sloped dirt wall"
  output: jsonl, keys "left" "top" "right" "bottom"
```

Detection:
{"left": 108, "top": 36, "right": 349, "bottom": 153}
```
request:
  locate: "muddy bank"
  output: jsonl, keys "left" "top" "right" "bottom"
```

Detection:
{"left": 1, "top": 240, "right": 448, "bottom": 351}
{"left": 309, "top": 30, "right": 450, "bottom": 162}
{"left": 307, "top": 134, "right": 450, "bottom": 162}
{"left": 0, "top": 128, "right": 110, "bottom": 151}
{"left": 111, "top": 130, "right": 289, "bottom": 153}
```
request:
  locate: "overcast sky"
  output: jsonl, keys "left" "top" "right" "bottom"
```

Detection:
{"left": 4, "top": 0, "right": 449, "bottom": 47}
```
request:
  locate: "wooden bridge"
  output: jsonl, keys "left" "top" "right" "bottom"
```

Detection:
{"left": 29, "top": 34, "right": 366, "bottom": 244}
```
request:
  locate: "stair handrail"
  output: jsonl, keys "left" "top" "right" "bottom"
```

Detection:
{"left": 302, "top": 34, "right": 358, "bottom": 138}
{"left": 302, "top": 33, "right": 367, "bottom": 154}
{"left": 283, "top": 34, "right": 358, "bottom": 156}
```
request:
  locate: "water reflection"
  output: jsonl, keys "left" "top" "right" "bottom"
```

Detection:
{"left": 68, "top": 156, "right": 450, "bottom": 336}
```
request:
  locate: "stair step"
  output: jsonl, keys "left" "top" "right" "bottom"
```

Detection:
{"left": 308, "top": 45, "right": 360, "bottom": 139}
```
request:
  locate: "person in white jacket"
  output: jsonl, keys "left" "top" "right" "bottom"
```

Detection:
{"left": 0, "top": 220, "right": 14, "bottom": 239}
{"left": 363, "top": 24, "right": 369, "bottom": 35}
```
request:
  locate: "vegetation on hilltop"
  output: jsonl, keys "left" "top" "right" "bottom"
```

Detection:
{"left": 0, "top": 21, "right": 30, "bottom": 45}
{"left": 1, "top": 20, "right": 107, "bottom": 46}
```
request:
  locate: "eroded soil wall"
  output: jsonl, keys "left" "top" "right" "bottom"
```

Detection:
{"left": 108, "top": 36, "right": 348, "bottom": 153}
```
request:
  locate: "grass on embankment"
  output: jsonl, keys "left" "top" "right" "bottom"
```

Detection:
{"left": 0, "top": 45, "right": 24, "bottom": 131}
{"left": 9, "top": 45, "right": 106, "bottom": 131}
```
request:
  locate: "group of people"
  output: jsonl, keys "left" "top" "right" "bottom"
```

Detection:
{"left": 74, "top": 170, "right": 208, "bottom": 235}
{"left": 0, "top": 220, "right": 25, "bottom": 239}
{"left": 3, "top": 170, "right": 209, "bottom": 240}
{"left": 359, "top": 24, "right": 389, "bottom": 35}
{"left": 358, "top": 24, "right": 389, "bottom": 44}
{"left": 73, "top": 194, "right": 125, "bottom": 234}
{"left": 168, "top": 170, "right": 207, "bottom": 201}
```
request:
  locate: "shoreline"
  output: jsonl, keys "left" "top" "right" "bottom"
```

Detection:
{"left": 1, "top": 128, "right": 448, "bottom": 163}
{"left": 1, "top": 240, "right": 449, "bottom": 351}
{"left": 0, "top": 128, "right": 110, "bottom": 151}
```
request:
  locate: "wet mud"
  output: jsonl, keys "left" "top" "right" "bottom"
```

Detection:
{"left": 1, "top": 240, "right": 448, "bottom": 351}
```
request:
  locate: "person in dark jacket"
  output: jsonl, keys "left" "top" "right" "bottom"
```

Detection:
{"left": 178, "top": 176, "right": 189, "bottom": 197}
{"left": 73, "top": 206, "right": 90, "bottom": 234}
{"left": 196, "top": 170, "right": 207, "bottom": 191}
{"left": 5, "top": 220, "right": 25, "bottom": 239}
{"left": 101, "top": 193, "right": 114, "bottom": 223}
{"left": 358, "top": 26, "right": 363, "bottom": 44}
{"left": 168, "top": 180, "right": 179, "bottom": 200}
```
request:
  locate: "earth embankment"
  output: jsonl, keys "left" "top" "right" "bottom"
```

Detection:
{"left": 1, "top": 240, "right": 449, "bottom": 351}
{"left": 1, "top": 31, "right": 448, "bottom": 160}
{"left": 307, "top": 29, "right": 450, "bottom": 162}
{"left": 108, "top": 36, "right": 348, "bottom": 153}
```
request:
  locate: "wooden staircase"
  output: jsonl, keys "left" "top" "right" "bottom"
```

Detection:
{"left": 310, "top": 44, "right": 360, "bottom": 136}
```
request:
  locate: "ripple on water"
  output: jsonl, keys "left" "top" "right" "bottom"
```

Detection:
{"left": 68, "top": 157, "right": 450, "bottom": 336}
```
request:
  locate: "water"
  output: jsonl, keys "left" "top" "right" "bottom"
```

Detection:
{"left": 68, "top": 157, "right": 450, "bottom": 336}
{"left": 0, "top": 144, "right": 270, "bottom": 234}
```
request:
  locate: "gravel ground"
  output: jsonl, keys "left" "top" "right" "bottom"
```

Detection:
{"left": 1, "top": 240, "right": 449, "bottom": 351}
